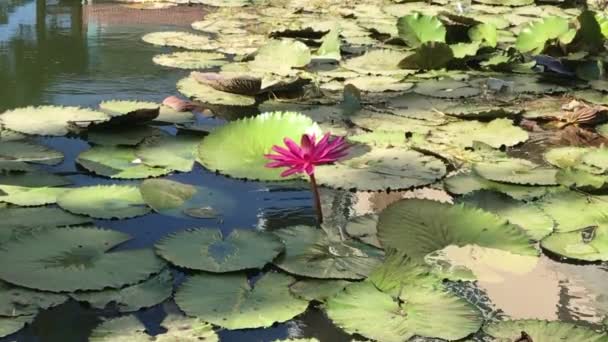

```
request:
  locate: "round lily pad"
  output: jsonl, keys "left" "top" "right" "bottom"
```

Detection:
{"left": 314, "top": 148, "right": 446, "bottom": 191}
{"left": 249, "top": 39, "right": 311, "bottom": 73}
{"left": 0, "top": 227, "right": 165, "bottom": 292}
{"left": 175, "top": 272, "right": 308, "bottom": 330}
{"left": 141, "top": 31, "right": 218, "bottom": 50}
{"left": 427, "top": 118, "right": 529, "bottom": 149}
{"left": 444, "top": 171, "right": 550, "bottom": 201}
{"left": 99, "top": 100, "right": 158, "bottom": 115}
{"left": 343, "top": 49, "right": 412, "bottom": 76}
{"left": 516, "top": 16, "right": 572, "bottom": 54}
{"left": 87, "top": 126, "right": 166, "bottom": 147}
{"left": 155, "top": 228, "right": 284, "bottom": 272}
{"left": 541, "top": 225, "right": 608, "bottom": 262}
{"left": 71, "top": 268, "right": 173, "bottom": 312}
{"left": 153, "top": 51, "right": 226, "bottom": 70}
{"left": 76, "top": 146, "right": 171, "bottom": 179}
{"left": 537, "top": 191, "right": 608, "bottom": 233}
{"left": 135, "top": 135, "right": 201, "bottom": 172}
{"left": 325, "top": 280, "right": 482, "bottom": 342}
{"left": 457, "top": 190, "right": 554, "bottom": 240}
{"left": 197, "top": 111, "right": 319, "bottom": 181}
{"left": 273, "top": 225, "right": 384, "bottom": 280}
{"left": 57, "top": 185, "right": 151, "bottom": 219}
{"left": 377, "top": 199, "right": 538, "bottom": 261}
{"left": 484, "top": 319, "right": 608, "bottom": 342}
{"left": 0, "top": 106, "right": 109, "bottom": 136}
{"left": 473, "top": 159, "right": 558, "bottom": 185}
{"left": 177, "top": 75, "right": 256, "bottom": 106}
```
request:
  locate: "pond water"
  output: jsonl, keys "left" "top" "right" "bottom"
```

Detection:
{"left": 1, "top": 1, "right": 608, "bottom": 342}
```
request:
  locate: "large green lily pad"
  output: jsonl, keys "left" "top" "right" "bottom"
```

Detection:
{"left": 0, "top": 140, "right": 63, "bottom": 166}
{"left": 0, "top": 227, "right": 165, "bottom": 292}
{"left": 197, "top": 111, "right": 319, "bottom": 181}
{"left": 175, "top": 272, "right": 308, "bottom": 330}
{"left": 377, "top": 199, "right": 538, "bottom": 260}
{"left": 289, "top": 279, "right": 351, "bottom": 302}
{"left": 0, "top": 106, "right": 109, "bottom": 136}
{"left": 0, "top": 186, "right": 68, "bottom": 206}
{"left": 57, "top": 185, "right": 151, "bottom": 219}
{"left": 516, "top": 16, "right": 573, "bottom": 54}
{"left": 444, "top": 171, "right": 550, "bottom": 201}
{"left": 473, "top": 159, "right": 558, "bottom": 185}
{"left": 70, "top": 269, "right": 173, "bottom": 312}
{"left": 537, "top": 191, "right": 608, "bottom": 233}
{"left": 457, "top": 190, "right": 554, "bottom": 240}
{"left": 427, "top": 119, "right": 529, "bottom": 149}
{"left": 273, "top": 226, "right": 384, "bottom": 280}
{"left": 135, "top": 135, "right": 201, "bottom": 172}
{"left": 0, "top": 207, "right": 92, "bottom": 244}
{"left": 77, "top": 146, "right": 171, "bottom": 179}
{"left": 249, "top": 39, "right": 311, "bottom": 73}
{"left": 484, "top": 319, "right": 608, "bottom": 342}
{"left": 396, "top": 13, "right": 446, "bottom": 48}
{"left": 155, "top": 228, "right": 284, "bottom": 272}
{"left": 314, "top": 148, "right": 447, "bottom": 191}
{"left": 541, "top": 225, "right": 608, "bottom": 262}
{"left": 343, "top": 49, "right": 412, "bottom": 76}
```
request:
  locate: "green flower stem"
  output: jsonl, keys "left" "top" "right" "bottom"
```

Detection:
{"left": 309, "top": 173, "right": 323, "bottom": 224}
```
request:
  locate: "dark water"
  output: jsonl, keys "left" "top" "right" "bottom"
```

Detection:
{"left": 0, "top": 1, "right": 351, "bottom": 341}
{"left": 1, "top": 1, "right": 608, "bottom": 341}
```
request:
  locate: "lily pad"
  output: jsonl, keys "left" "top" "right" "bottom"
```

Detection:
{"left": 87, "top": 126, "right": 165, "bottom": 147}
{"left": 141, "top": 31, "right": 218, "bottom": 50}
{"left": 99, "top": 100, "right": 158, "bottom": 116}
{"left": 177, "top": 75, "right": 256, "bottom": 106}
{"left": 70, "top": 269, "right": 173, "bottom": 312}
{"left": 377, "top": 199, "right": 538, "bottom": 260}
{"left": 457, "top": 190, "right": 554, "bottom": 240}
{"left": 197, "top": 111, "right": 319, "bottom": 181}
{"left": 0, "top": 227, "right": 165, "bottom": 292}
{"left": 396, "top": 13, "right": 446, "bottom": 48}
{"left": 76, "top": 146, "right": 171, "bottom": 179}
{"left": 0, "top": 281, "right": 68, "bottom": 316}
{"left": 398, "top": 42, "right": 454, "bottom": 70}
{"left": 289, "top": 279, "right": 351, "bottom": 302}
{"left": 516, "top": 16, "right": 573, "bottom": 54}
{"left": 152, "top": 51, "right": 226, "bottom": 70}
{"left": 249, "top": 39, "right": 311, "bottom": 73}
{"left": 0, "top": 170, "right": 71, "bottom": 187}
{"left": 156, "top": 228, "right": 284, "bottom": 272}
{"left": 140, "top": 179, "right": 233, "bottom": 219}
{"left": 135, "top": 135, "right": 200, "bottom": 172}
{"left": 175, "top": 272, "right": 308, "bottom": 329}
{"left": 345, "top": 214, "right": 381, "bottom": 248}
{"left": 0, "top": 207, "right": 91, "bottom": 244}
{"left": 427, "top": 118, "right": 529, "bottom": 149}
{"left": 469, "top": 22, "right": 497, "bottom": 48}
{"left": 0, "top": 186, "right": 68, "bottom": 206}
{"left": 537, "top": 190, "right": 608, "bottom": 233}
{"left": 57, "top": 185, "right": 151, "bottom": 219}
{"left": 315, "top": 28, "right": 341, "bottom": 60}
{"left": 484, "top": 319, "right": 608, "bottom": 342}
{"left": 326, "top": 261, "right": 482, "bottom": 342}
{"left": 414, "top": 79, "right": 481, "bottom": 98}
{"left": 89, "top": 314, "right": 219, "bottom": 342}
{"left": 343, "top": 49, "right": 412, "bottom": 76}
{"left": 0, "top": 140, "right": 63, "bottom": 166}
{"left": 0, "top": 106, "right": 109, "bottom": 136}
{"left": 315, "top": 148, "right": 447, "bottom": 191}
{"left": 273, "top": 225, "right": 384, "bottom": 280}
{"left": 473, "top": 159, "right": 558, "bottom": 185}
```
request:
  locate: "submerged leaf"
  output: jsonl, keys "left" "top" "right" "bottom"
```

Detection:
{"left": 77, "top": 146, "right": 171, "bottom": 179}
{"left": 156, "top": 228, "right": 284, "bottom": 272}
{"left": 57, "top": 185, "right": 151, "bottom": 219}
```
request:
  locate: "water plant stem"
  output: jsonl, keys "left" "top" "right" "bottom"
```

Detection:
{"left": 309, "top": 173, "right": 323, "bottom": 224}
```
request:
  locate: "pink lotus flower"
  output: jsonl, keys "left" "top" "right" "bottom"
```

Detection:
{"left": 264, "top": 132, "right": 350, "bottom": 224}
{"left": 265, "top": 133, "right": 350, "bottom": 177}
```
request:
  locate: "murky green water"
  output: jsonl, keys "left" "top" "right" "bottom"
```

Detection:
{"left": 1, "top": 1, "right": 608, "bottom": 341}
